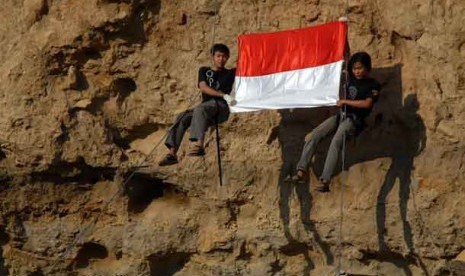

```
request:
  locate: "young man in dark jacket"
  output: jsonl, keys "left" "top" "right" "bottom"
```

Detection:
{"left": 292, "top": 52, "right": 381, "bottom": 192}
{"left": 159, "top": 43, "right": 236, "bottom": 166}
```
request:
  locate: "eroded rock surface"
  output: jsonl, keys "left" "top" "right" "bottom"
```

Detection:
{"left": 1, "top": 0, "right": 465, "bottom": 275}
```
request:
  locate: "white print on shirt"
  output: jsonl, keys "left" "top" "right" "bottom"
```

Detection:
{"left": 348, "top": 85, "right": 358, "bottom": 99}
{"left": 206, "top": 69, "right": 220, "bottom": 90}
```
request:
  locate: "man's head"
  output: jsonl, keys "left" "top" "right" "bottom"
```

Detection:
{"left": 210, "top": 43, "right": 230, "bottom": 69}
{"left": 404, "top": 93, "right": 419, "bottom": 111}
{"left": 348, "top": 52, "right": 372, "bottom": 79}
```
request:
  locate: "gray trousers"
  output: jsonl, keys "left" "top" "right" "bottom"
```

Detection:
{"left": 165, "top": 99, "right": 230, "bottom": 150}
{"left": 296, "top": 114, "right": 356, "bottom": 181}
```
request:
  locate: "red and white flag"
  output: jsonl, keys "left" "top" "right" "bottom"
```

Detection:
{"left": 231, "top": 21, "right": 347, "bottom": 112}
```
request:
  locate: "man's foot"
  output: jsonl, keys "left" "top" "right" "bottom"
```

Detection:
{"left": 158, "top": 154, "right": 178, "bottom": 166}
{"left": 187, "top": 144, "right": 205, "bottom": 156}
{"left": 315, "top": 178, "right": 330, "bottom": 193}
{"left": 290, "top": 169, "right": 307, "bottom": 184}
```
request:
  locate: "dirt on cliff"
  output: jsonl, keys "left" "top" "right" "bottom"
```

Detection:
{"left": 0, "top": 0, "right": 465, "bottom": 275}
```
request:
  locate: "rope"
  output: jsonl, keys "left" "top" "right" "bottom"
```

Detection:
{"left": 211, "top": 0, "right": 224, "bottom": 187}
{"left": 214, "top": 100, "right": 223, "bottom": 186}
{"left": 210, "top": 0, "right": 219, "bottom": 49}
{"left": 336, "top": 1, "right": 350, "bottom": 275}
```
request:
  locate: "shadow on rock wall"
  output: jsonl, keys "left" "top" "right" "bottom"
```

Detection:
{"left": 341, "top": 65, "right": 427, "bottom": 274}
{"left": 272, "top": 106, "right": 336, "bottom": 272}
{"left": 0, "top": 227, "right": 9, "bottom": 275}
{"left": 272, "top": 63, "right": 428, "bottom": 274}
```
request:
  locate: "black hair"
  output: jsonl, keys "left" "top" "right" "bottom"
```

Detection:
{"left": 210, "top": 43, "right": 230, "bottom": 57}
{"left": 348, "top": 51, "right": 372, "bottom": 75}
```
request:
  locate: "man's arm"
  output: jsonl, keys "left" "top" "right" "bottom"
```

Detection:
{"left": 337, "top": 98, "right": 373, "bottom": 109}
{"left": 198, "top": 81, "right": 226, "bottom": 98}
{"left": 338, "top": 88, "right": 380, "bottom": 109}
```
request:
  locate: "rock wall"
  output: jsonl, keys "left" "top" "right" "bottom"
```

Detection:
{"left": 0, "top": 0, "right": 465, "bottom": 275}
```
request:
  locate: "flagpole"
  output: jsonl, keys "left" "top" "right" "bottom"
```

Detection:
{"left": 336, "top": 1, "right": 350, "bottom": 275}
{"left": 215, "top": 110, "right": 223, "bottom": 187}
{"left": 211, "top": 0, "right": 223, "bottom": 187}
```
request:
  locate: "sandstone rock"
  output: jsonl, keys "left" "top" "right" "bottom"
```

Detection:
{"left": 67, "top": 65, "right": 79, "bottom": 90}
{"left": 73, "top": 99, "right": 92, "bottom": 109}
{"left": 0, "top": 0, "right": 465, "bottom": 275}
{"left": 456, "top": 249, "right": 465, "bottom": 263}
{"left": 22, "top": 0, "right": 48, "bottom": 28}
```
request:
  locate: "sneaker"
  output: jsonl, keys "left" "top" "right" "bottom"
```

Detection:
{"left": 158, "top": 154, "right": 178, "bottom": 166}
{"left": 187, "top": 144, "right": 206, "bottom": 156}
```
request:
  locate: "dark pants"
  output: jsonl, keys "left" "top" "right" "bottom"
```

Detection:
{"left": 165, "top": 99, "right": 230, "bottom": 150}
{"left": 296, "top": 114, "right": 356, "bottom": 181}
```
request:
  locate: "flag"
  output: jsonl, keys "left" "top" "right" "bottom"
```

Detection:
{"left": 231, "top": 21, "right": 347, "bottom": 112}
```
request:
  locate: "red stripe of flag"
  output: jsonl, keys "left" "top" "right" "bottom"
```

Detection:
{"left": 236, "top": 21, "right": 347, "bottom": 77}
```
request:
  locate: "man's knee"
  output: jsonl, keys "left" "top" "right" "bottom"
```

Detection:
{"left": 218, "top": 111, "right": 230, "bottom": 124}
{"left": 193, "top": 106, "right": 210, "bottom": 123}
{"left": 175, "top": 111, "right": 191, "bottom": 126}
{"left": 333, "top": 124, "right": 354, "bottom": 142}
{"left": 175, "top": 112, "right": 185, "bottom": 121}
{"left": 193, "top": 104, "right": 206, "bottom": 114}
{"left": 331, "top": 132, "right": 345, "bottom": 146}
{"left": 179, "top": 116, "right": 191, "bottom": 128}
{"left": 306, "top": 131, "right": 324, "bottom": 143}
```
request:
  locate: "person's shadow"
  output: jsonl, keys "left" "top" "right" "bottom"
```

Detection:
{"left": 375, "top": 93, "right": 428, "bottom": 273}
{"left": 338, "top": 65, "right": 428, "bottom": 274}
{"left": 270, "top": 63, "right": 429, "bottom": 274}
{"left": 269, "top": 107, "right": 335, "bottom": 273}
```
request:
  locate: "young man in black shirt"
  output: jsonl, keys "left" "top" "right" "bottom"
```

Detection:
{"left": 159, "top": 44, "right": 236, "bottom": 166}
{"left": 292, "top": 52, "right": 381, "bottom": 192}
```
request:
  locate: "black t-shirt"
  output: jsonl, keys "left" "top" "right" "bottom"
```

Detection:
{"left": 198, "top": 66, "right": 236, "bottom": 103}
{"left": 344, "top": 77, "right": 381, "bottom": 121}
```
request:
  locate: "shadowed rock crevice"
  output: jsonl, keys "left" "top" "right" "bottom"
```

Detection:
{"left": 30, "top": 160, "right": 117, "bottom": 185}
{"left": 74, "top": 68, "right": 90, "bottom": 91}
{"left": 29, "top": 270, "right": 45, "bottom": 276}
{"left": 125, "top": 172, "right": 186, "bottom": 214}
{"left": 270, "top": 258, "right": 284, "bottom": 273}
{"left": 0, "top": 228, "right": 9, "bottom": 247}
{"left": 0, "top": 149, "right": 6, "bottom": 161}
{"left": 112, "top": 77, "right": 137, "bottom": 103}
{"left": 147, "top": 252, "right": 192, "bottom": 276}
{"left": 0, "top": 227, "right": 9, "bottom": 276}
{"left": 235, "top": 241, "right": 253, "bottom": 261}
{"left": 73, "top": 242, "right": 109, "bottom": 269}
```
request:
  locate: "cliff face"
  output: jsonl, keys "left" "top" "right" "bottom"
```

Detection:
{"left": 0, "top": 0, "right": 465, "bottom": 275}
